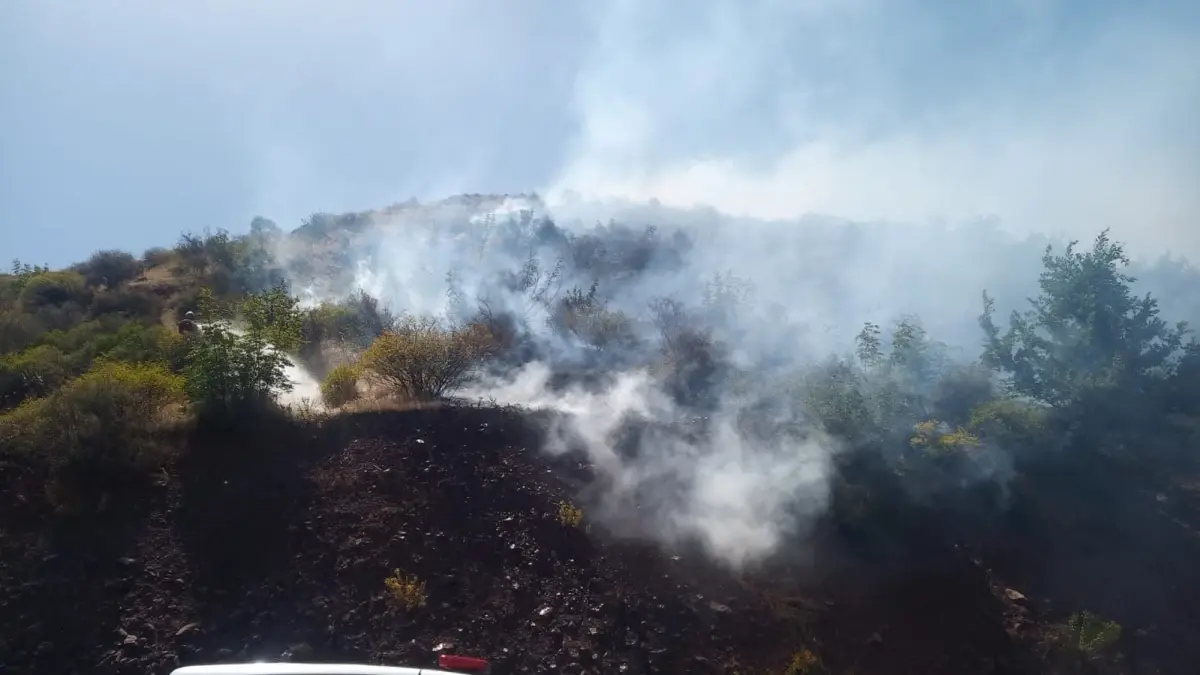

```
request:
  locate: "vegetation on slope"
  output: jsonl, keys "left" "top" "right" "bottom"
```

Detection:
{"left": 2, "top": 201, "right": 1200, "bottom": 674}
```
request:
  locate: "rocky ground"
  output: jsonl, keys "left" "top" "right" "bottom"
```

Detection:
{"left": 0, "top": 405, "right": 1148, "bottom": 675}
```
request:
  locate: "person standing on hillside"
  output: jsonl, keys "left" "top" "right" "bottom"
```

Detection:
{"left": 177, "top": 310, "right": 200, "bottom": 336}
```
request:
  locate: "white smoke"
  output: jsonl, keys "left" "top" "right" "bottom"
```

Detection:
{"left": 264, "top": 190, "right": 1200, "bottom": 569}
{"left": 276, "top": 353, "right": 323, "bottom": 409}
{"left": 222, "top": 325, "right": 324, "bottom": 410}
{"left": 463, "top": 361, "right": 838, "bottom": 569}
{"left": 546, "top": 0, "right": 1200, "bottom": 259}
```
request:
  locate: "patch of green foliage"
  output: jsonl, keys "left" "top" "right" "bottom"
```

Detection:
{"left": 182, "top": 285, "right": 305, "bottom": 422}
{"left": 0, "top": 359, "right": 186, "bottom": 476}
{"left": 319, "top": 362, "right": 361, "bottom": 408}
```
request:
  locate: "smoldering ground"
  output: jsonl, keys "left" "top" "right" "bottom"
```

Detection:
{"left": 261, "top": 195, "right": 1105, "bottom": 570}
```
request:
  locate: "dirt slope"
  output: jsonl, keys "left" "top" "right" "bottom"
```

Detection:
{"left": 1, "top": 406, "right": 1048, "bottom": 675}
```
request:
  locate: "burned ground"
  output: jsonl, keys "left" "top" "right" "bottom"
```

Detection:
{"left": 0, "top": 405, "right": 1195, "bottom": 675}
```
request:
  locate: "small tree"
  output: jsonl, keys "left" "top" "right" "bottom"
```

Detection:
{"left": 361, "top": 316, "right": 496, "bottom": 400}
{"left": 182, "top": 287, "right": 303, "bottom": 420}
{"left": 242, "top": 280, "right": 305, "bottom": 352}
{"left": 980, "top": 230, "right": 1186, "bottom": 408}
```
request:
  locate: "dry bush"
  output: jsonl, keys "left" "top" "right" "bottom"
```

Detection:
{"left": 319, "top": 362, "right": 361, "bottom": 408}
{"left": 383, "top": 569, "right": 427, "bottom": 610}
{"left": 142, "top": 246, "right": 175, "bottom": 268}
{"left": 361, "top": 316, "right": 497, "bottom": 400}
{"left": 74, "top": 249, "right": 143, "bottom": 288}
{"left": 88, "top": 286, "right": 164, "bottom": 319}
{"left": 557, "top": 501, "right": 584, "bottom": 528}
{"left": 780, "top": 648, "right": 822, "bottom": 675}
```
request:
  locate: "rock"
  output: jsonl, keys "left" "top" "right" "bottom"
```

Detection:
{"left": 1002, "top": 588, "right": 1028, "bottom": 604}
{"left": 282, "top": 642, "right": 313, "bottom": 661}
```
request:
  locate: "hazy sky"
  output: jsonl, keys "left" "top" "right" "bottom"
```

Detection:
{"left": 2, "top": 0, "right": 1197, "bottom": 266}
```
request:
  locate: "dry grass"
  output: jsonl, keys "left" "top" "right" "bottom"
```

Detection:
{"left": 383, "top": 569, "right": 427, "bottom": 610}
{"left": 780, "top": 648, "right": 822, "bottom": 675}
{"left": 129, "top": 263, "right": 179, "bottom": 287}
{"left": 338, "top": 396, "right": 447, "bottom": 415}
{"left": 557, "top": 501, "right": 584, "bottom": 528}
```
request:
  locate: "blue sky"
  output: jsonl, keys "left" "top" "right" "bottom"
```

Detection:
{"left": 2, "top": 0, "right": 1197, "bottom": 266}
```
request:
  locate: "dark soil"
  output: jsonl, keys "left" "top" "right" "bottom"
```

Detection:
{"left": 0, "top": 406, "right": 1192, "bottom": 674}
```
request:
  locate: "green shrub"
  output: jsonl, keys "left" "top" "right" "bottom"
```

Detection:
{"left": 183, "top": 322, "right": 293, "bottom": 420}
{"left": 102, "top": 323, "right": 187, "bottom": 369}
{"left": 298, "top": 292, "right": 395, "bottom": 372}
{"left": 182, "top": 286, "right": 305, "bottom": 421}
{"left": 361, "top": 317, "right": 496, "bottom": 400}
{"left": 320, "top": 363, "right": 361, "bottom": 408}
{"left": 26, "top": 317, "right": 130, "bottom": 378}
{"left": 241, "top": 282, "right": 305, "bottom": 352}
{"left": 18, "top": 271, "right": 90, "bottom": 310}
{"left": 89, "top": 286, "right": 163, "bottom": 319}
{"left": 0, "top": 310, "right": 43, "bottom": 354}
{"left": 0, "top": 345, "right": 71, "bottom": 409}
{"left": 0, "top": 360, "right": 185, "bottom": 473}
{"left": 38, "top": 317, "right": 122, "bottom": 353}
{"left": 28, "top": 301, "right": 87, "bottom": 333}
{"left": 969, "top": 398, "right": 1048, "bottom": 446}
{"left": 74, "top": 249, "right": 142, "bottom": 288}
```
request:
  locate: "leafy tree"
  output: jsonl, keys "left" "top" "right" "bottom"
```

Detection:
{"left": 9, "top": 259, "right": 50, "bottom": 282}
{"left": 855, "top": 322, "right": 883, "bottom": 366}
{"left": 175, "top": 232, "right": 210, "bottom": 276}
{"left": 242, "top": 281, "right": 305, "bottom": 352}
{"left": 980, "top": 230, "right": 1187, "bottom": 408}
{"left": 249, "top": 216, "right": 281, "bottom": 239}
{"left": 341, "top": 289, "right": 397, "bottom": 345}
{"left": 182, "top": 287, "right": 304, "bottom": 419}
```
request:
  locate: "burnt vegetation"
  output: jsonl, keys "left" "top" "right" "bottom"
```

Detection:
{"left": 2, "top": 196, "right": 1200, "bottom": 675}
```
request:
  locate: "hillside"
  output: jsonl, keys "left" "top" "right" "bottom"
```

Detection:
{"left": 2, "top": 403, "right": 1048, "bottom": 675}
{"left": 3, "top": 196, "right": 1200, "bottom": 674}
